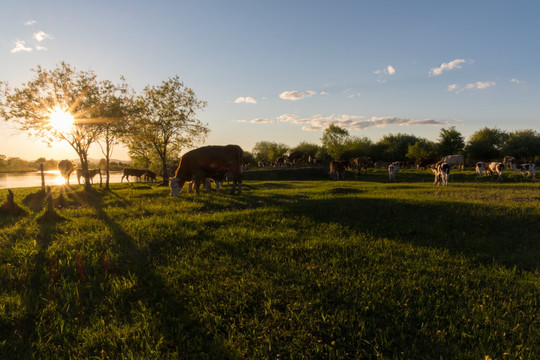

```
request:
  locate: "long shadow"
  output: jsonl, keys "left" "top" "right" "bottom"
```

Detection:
{"left": 87, "top": 196, "right": 231, "bottom": 358}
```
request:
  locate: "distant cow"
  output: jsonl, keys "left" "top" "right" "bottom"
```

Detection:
{"left": 441, "top": 155, "right": 464, "bottom": 170}
{"left": 350, "top": 157, "right": 370, "bottom": 173}
{"left": 486, "top": 162, "right": 505, "bottom": 181}
{"left": 515, "top": 163, "right": 536, "bottom": 179}
{"left": 388, "top": 162, "right": 399, "bottom": 180}
{"left": 170, "top": 145, "right": 243, "bottom": 196}
{"left": 144, "top": 170, "right": 157, "bottom": 182}
{"left": 288, "top": 151, "right": 307, "bottom": 165}
{"left": 475, "top": 162, "right": 488, "bottom": 178}
{"left": 76, "top": 168, "right": 102, "bottom": 185}
{"left": 57, "top": 160, "right": 74, "bottom": 184}
{"left": 416, "top": 158, "right": 436, "bottom": 170}
{"left": 329, "top": 160, "right": 349, "bottom": 180}
{"left": 274, "top": 157, "right": 286, "bottom": 167}
{"left": 121, "top": 168, "right": 147, "bottom": 183}
{"left": 431, "top": 161, "right": 450, "bottom": 186}
{"left": 503, "top": 156, "right": 516, "bottom": 169}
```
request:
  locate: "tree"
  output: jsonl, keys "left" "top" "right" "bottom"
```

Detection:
{"left": 502, "top": 129, "right": 540, "bottom": 162}
{"left": 252, "top": 141, "right": 289, "bottom": 163}
{"left": 128, "top": 76, "right": 209, "bottom": 185}
{"left": 0, "top": 62, "right": 125, "bottom": 191}
{"left": 375, "top": 133, "right": 421, "bottom": 162}
{"left": 292, "top": 141, "right": 320, "bottom": 159}
{"left": 465, "top": 127, "right": 508, "bottom": 162}
{"left": 342, "top": 136, "right": 373, "bottom": 159}
{"left": 321, "top": 124, "right": 349, "bottom": 160}
{"left": 437, "top": 126, "right": 465, "bottom": 156}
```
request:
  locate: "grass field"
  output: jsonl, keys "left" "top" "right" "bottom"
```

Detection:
{"left": 1, "top": 167, "right": 539, "bottom": 359}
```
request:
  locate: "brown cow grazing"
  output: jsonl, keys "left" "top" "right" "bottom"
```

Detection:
{"left": 288, "top": 151, "right": 307, "bottom": 165}
{"left": 350, "top": 157, "right": 370, "bottom": 174}
{"left": 57, "top": 160, "right": 74, "bottom": 184}
{"left": 144, "top": 170, "right": 157, "bottom": 182}
{"left": 274, "top": 157, "right": 285, "bottom": 167}
{"left": 76, "top": 168, "right": 102, "bottom": 185}
{"left": 329, "top": 160, "right": 349, "bottom": 180}
{"left": 121, "top": 168, "right": 147, "bottom": 183}
{"left": 170, "top": 145, "right": 243, "bottom": 196}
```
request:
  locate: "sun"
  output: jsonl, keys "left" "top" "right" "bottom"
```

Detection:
{"left": 47, "top": 107, "right": 75, "bottom": 132}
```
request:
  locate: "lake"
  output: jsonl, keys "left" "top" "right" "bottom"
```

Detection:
{"left": 0, "top": 170, "right": 127, "bottom": 190}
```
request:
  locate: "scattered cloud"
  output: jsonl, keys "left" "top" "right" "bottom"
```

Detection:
{"left": 374, "top": 65, "right": 396, "bottom": 75}
{"left": 10, "top": 40, "right": 32, "bottom": 53}
{"left": 262, "top": 113, "right": 446, "bottom": 132}
{"left": 448, "top": 81, "right": 496, "bottom": 93}
{"left": 35, "top": 45, "right": 48, "bottom": 51}
{"left": 279, "top": 90, "right": 316, "bottom": 101}
{"left": 33, "top": 31, "right": 54, "bottom": 42}
{"left": 251, "top": 118, "right": 273, "bottom": 124}
{"left": 510, "top": 78, "right": 525, "bottom": 84}
{"left": 24, "top": 20, "right": 36, "bottom": 26}
{"left": 234, "top": 96, "right": 257, "bottom": 104}
{"left": 429, "top": 59, "right": 468, "bottom": 76}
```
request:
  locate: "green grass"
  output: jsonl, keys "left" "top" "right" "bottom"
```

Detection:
{"left": 0, "top": 167, "right": 539, "bottom": 359}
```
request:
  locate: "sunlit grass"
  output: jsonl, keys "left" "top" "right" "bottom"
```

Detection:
{"left": 0, "top": 169, "right": 539, "bottom": 359}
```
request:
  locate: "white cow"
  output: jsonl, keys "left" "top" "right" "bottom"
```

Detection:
{"left": 486, "top": 162, "right": 504, "bottom": 181}
{"left": 475, "top": 162, "right": 488, "bottom": 178}
{"left": 441, "top": 155, "right": 464, "bottom": 170}
{"left": 388, "top": 163, "right": 399, "bottom": 180}
{"left": 431, "top": 162, "right": 450, "bottom": 186}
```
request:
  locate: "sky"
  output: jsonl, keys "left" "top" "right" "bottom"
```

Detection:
{"left": 1, "top": 0, "right": 539, "bottom": 161}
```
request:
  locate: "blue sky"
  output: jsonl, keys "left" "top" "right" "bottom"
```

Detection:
{"left": 1, "top": 0, "right": 539, "bottom": 160}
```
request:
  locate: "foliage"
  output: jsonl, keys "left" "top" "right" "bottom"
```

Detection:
{"left": 502, "top": 129, "right": 540, "bottom": 162}
{"left": 252, "top": 141, "right": 289, "bottom": 163}
{"left": 437, "top": 126, "right": 465, "bottom": 156}
{"left": 320, "top": 124, "right": 349, "bottom": 160}
{"left": 341, "top": 136, "right": 373, "bottom": 159}
{"left": 373, "top": 133, "right": 422, "bottom": 162}
{"left": 1, "top": 172, "right": 539, "bottom": 359}
{"left": 292, "top": 141, "right": 321, "bottom": 159}
{"left": 465, "top": 127, "right": 508, "bottom": 161}
{"left": 126, "top": 76, "right": 208, "bottom": 184}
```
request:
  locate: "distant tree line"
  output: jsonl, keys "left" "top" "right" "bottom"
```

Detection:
{"left": 251, "top": 126, "right": 540, "bottom": 166}
{"left": 0, "top": 155, "right": 130, "bottom": 173}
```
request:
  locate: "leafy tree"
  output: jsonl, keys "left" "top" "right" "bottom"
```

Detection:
{"left": 502, "top": 129, "right": 540, "bottom": 162}
{"left": 437, "top": 126, "right": 465, "bottom": 156}
{"left": 0, "top": 62, "right": 125, "bottom": 190}
{"left": 127, "top": 76, "right": 209, "bottom": 185}
{"left": 465, "top": 127, "right": 508, "bottom": 162}
{"left": 252, "top": 141, "right": 289, "bottom": 163}
{"left": 292, "top": 141, "right": 320, "bottom": 159}
{"left": 320, "top": 124, "right": 349, "bottom": 160}
{"left": 342, "top": 136, "right": 373, "bottom": 159}
{"left": 375, "top": 133, "right": 421, "bottom": 162}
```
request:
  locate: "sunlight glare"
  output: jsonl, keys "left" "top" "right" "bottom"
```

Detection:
{"left": 48, "top": 107, "right": 75, "bottom": 133}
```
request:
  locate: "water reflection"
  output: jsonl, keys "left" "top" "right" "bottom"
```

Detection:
{"left": 0, "top": 171, "right": 126, "bottom": 189}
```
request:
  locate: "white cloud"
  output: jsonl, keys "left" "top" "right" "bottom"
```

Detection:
{"left": 251, "top": 118, "right": 273, "bottom": 124}
{"left": 234, "top": 96, "right": 257, "bottom": 104}
{"left": 510, "top": 78, "right": 525, "bottom": 84}
{"left": 447, "top": 84, "right": 459, "bottom": 92}
{"left": 35, "top": 45, "right": 48, "bottom": 51}
{"left": 25, "top": 20, "right": 36, "bottom": 26}
{"left": 33, "top": 31, "right": 54, "bottom": 42}
{"left": 10, "top": 40, "right": 32, "bottom": 53}
{"left": 386, "top": 65, "right": 396, "bottom": 75}
{"left": 429, "top": 59, "right": 467, "bottom": 76}
{"left": 466, "top": 81, "right": 495, "bottom": 90}
{"left": 279, "top": 90, "right": 316, "bottom": 101}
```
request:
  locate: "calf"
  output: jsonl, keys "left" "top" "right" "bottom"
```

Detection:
{"left": 329, "top": 160, "right": 348, "bottom": 180}
{"left": 431, "top": 161, "right": 450, "bottom": 186}
{"left": 475, "top": 162, "right": 488, "bottom": 178}
{"left": 144, "top": 170, "right": 157, "bottom": 182}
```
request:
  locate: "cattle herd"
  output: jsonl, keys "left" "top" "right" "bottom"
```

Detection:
{"left": 56, "top": 148, "right": 536, "bottom": 195}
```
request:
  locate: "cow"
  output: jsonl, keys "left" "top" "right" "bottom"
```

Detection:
{"left": 288, "top": 151, "right": 307, "bottom": 165}
{"left": 486, "top": 162, "right": 504, "bottom": 181}
{"left": 274, "top": 157, "right": 286, "bottom": 167}
{"left": 441, "top": 155, "right": 464, "bottom": 170}
{"left": 515, "top": 163, "right": 536, "bottom": 179}
{"left": 329, "top": 160, "right": 348, "bottom": 180}
{"left": 503, "top": 156, "right": 516, "bottom": 169}
{"left": 350, "top": 157, "right": 370, "bottom": 174}
{"left": 76, "top": 168, "right": 102, "bottom": 185}
{"left": 416, "top": 158, "right": 436, "bottom": 170}
{"left": 121, "top": 168, "right": 147, "bottom": 183}
{"left": 431, "top": 161, "right": 450, "bottom": 186}
{"left": 475, "top": 162, "right": 488, "bottom": 178}
{"left": 388, "top": 162, "right": 399, "bottom": 180}
{"left": 57, "top": 160, "right": 74, "bottom": 184}
{"left": 170, "top": 145, "right": 243, "bottom": 196}
{"left": 144, "top": 170, "right": 157, "bottom": 182}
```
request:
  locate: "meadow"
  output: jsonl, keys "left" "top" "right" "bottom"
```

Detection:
{"left": 0, "top": 167, "right": 539, "bottom": 359}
